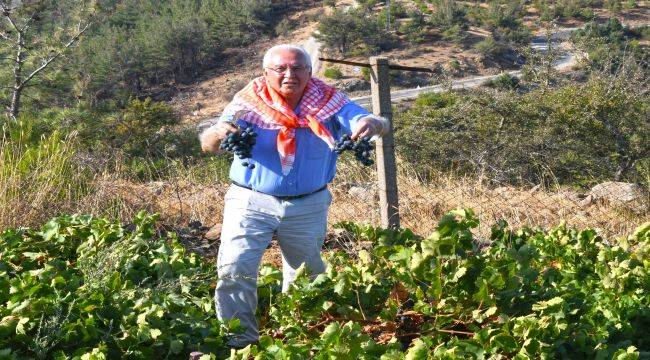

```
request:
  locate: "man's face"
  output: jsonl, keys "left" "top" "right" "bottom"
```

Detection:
{"left": 264, "top": 49, "right": 311, "bottom": 99}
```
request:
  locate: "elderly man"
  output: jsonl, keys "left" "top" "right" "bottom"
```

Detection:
{"left": 200, "top": 44, "right": 387, "bottom": 348}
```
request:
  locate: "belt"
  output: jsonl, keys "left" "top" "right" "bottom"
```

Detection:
{"left": 231, "top": 182, "right": 327, "bottom": 201}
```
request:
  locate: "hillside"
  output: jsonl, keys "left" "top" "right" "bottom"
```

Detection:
{"left": 169, "top": 0, "right": 649, "bottom": 122}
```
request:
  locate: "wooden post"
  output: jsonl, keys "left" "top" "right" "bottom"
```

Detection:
{"left": 369, "top": 56, "right": 400, "bottom": 229}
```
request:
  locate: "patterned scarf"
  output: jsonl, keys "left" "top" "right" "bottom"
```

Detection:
{"left": 222, "top": 76, "right": 349, "bottom": 175}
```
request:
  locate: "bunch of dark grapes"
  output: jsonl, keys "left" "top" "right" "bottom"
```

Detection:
{"left": 334, "top": 134, "right": 374, "bottom": 166}
{"left": 220, "top": 126, "right": 257, "bottom": 169}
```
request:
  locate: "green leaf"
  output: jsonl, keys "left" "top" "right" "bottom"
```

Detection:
{"left": 39, "top": 220, "right": 60, "bottom": 241}
{"left": 334, "top": 279, "right": 347, "bottom": 295}
{"left": 490, "top": 333, "right": 518, "bottom": 353}
{"left": 170, "top": 339, "right": 184, "bottom": 354}
{"left": 0, "top": 316, "right": 19, "bottom": 337}
{"left": 321, "top": 322, "right": 341, "bottom": 344}
{"left": 15, "top": 317, "right": 30, "bottom": 335}
{"left": 451, "top": 266, "right": 467, "bottom": 282}
{"left": 405, "top": 338, "right": 428, "bottom": 360}
{"left": 531, "top": 297, "right": 564, "bottom": 311}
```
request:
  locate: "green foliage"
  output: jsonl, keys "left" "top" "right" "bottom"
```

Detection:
{"left": 622, "top": 0, "right": 637, "bottom": 8}
{"left": 605, "top": 0, "right": 623, "bottom": 12}
{"left": 230, "top": 210, "right": 650, "bottom": 359}
{"left": 395, "top": 77, "right": 649, "bottom": 187}
{"left": 379, "top": 0, "right": 409, "bottom": 25}
{"left": 0, "top": 118, "right": 93, "bottom": 228}
{"left": 3, "top": 207, "right": 650, "bottom": 358}
{"left": 69, "top": 0, "right": 276, "bottom": 105}
{"left": 0, "top": 0, "right": 96, "bottom": 119}
{"left": 442, "top": 24, "right": 466, "bottom": 43}
{"left": 474, "top": 37, "right": 505, "bottom": 60}
{"left": 0, "top": 0, "right": 281, "bottom": 115}
{"left": 104, "top": 98, "right": 178, "bottom": 159}
{"left": 274, "top": 18, "right": 294, "bottom": 36}
{"left": 413, "top": 91, "right": 458, "bottom": 109}
{"left": 314, "top": 9, "right": 395, "bottom": 56}
{"left": 469, "top": 0, "right": 530, "bottom": 56}
{"left": 485, "top": 73, "right": 520, "bottom": 90}
{"left": 572, "top": 18, "right": 649, "bottom": 75}
{"left": 361, "top": 67, "right": 371, "bottom": 82}
{"left": 399, "top": 9, "right": 431, "bottom": 44}
{"left": 0, "top": 211, "right": 233, "bottom": 358}
{"left": 483, "top": 0, "right": 526, "bottom": 30}
{"left": 323, "top": 67, "right": 344, "bottom": 80}
{"left": 537, "top": 0, "right": 598, "bottom": 21}
{"left": 357, "top": 0, "right": 381, "bottom": 12}
{"left": 429, "top": 0, "right": 466, "bottom": 28}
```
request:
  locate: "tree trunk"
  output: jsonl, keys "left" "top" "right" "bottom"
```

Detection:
{"left": 9, "top": 32, "right": 24, "bottom": 120}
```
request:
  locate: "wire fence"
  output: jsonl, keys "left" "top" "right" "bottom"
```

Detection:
{"left": 327, "top": 149, "right": 649, "bottom": 241}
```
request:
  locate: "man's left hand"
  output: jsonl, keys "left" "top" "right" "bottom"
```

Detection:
{"left": 351, "top": 115, "right": 388, "bottom": 140}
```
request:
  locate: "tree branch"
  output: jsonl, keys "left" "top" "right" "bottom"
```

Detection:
{"left": 0, "top": 3, "right": 20, "bottom": 34}
{"left": 17, "top": 21, "right": 92, "bottom": 90}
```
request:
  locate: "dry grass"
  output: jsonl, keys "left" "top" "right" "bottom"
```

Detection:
{"left": 73, "top": 160, "right": 649, "bottom": 243}
{"left": 1, "top": 137, "right": 645, "bottom": 246}
{"left": 0, "top": 129, "right": 92, "bottom": 229}
{"left": 329, "top": 158, "right": 648, "bottom": 240}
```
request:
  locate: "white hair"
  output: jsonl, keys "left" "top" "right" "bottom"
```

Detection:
{"left": 262, "top": 44, "right": 312, "bottom": 70}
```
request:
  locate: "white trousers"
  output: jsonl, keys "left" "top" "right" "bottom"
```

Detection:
{"left": 214, "top": 184, "right": 331, "bottom": 347}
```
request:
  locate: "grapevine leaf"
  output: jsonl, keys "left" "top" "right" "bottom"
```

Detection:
{"left": 405, "top": 338, "right": 428, "bottom": 360}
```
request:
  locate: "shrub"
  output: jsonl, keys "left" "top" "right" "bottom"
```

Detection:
{"left": 108, "top": 98, "right": 178, "bottom": 158}
{"left": 395, "top": 77, "right": 649, "bottom": 187}
{"left": 357, "top": 0, "right": 380, "bottom": 11}
{"left": 361, "top": 67, "right": 371, "bottom": 82}
{"left": 430, "top": 0, "right": 466, "bottom": 28}
{"left": 0, "top": 212, "right": 232, "bottom": 357}
{"left": 314, "top": 9, "right": 395, "bottom": 56}
{"left": 485, "top": 73, "right": 520, "bottom": 90}
{"left": 413, "top": 91, "right": 458, "bottom": 109}
{"left": 442, "top": 24, "right": 466, "bottom": 43}
{"left": 483, "top": 0, "right": 525, "bottom": 30}
{"left": 579, "top": 8, "right": 596, "bottom": 20}
{"left": 605, "top": 0, "right": 622, "bottom": 12}
{"left": 399, "top": 9, "right": 430, "bottom": 44}
{"left": 623, "top": 0, "right": 637, "bottom": 8}
{"left": 314, "top": 9, "right": 363, "bottom": 55}
{"left": 572, "top": 18, "right": 648, "bottom": 75}
{"left": 323, "top": 67, "right": 344, "bottom": 79}
{"left": 474, "top": 37, "right": 505, "bottom": 59}
{"left": 275, "top": 18, "right": 294, "bottom": 36}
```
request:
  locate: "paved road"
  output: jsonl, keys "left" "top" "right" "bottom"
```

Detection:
{"left": 350, "top": 27, "right": 582, "bottom": 109}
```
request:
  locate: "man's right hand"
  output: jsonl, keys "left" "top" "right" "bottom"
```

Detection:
{"left": 200, "top": 121, "right": 239, "bottom": 154}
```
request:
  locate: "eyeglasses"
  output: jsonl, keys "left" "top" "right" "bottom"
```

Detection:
{"left": 265, "top": 65, "right": 310, "bottom": 75}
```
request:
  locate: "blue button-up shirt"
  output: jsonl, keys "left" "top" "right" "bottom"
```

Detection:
{"left": 221, "top": 102, "right": 370, "bottom": 196}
